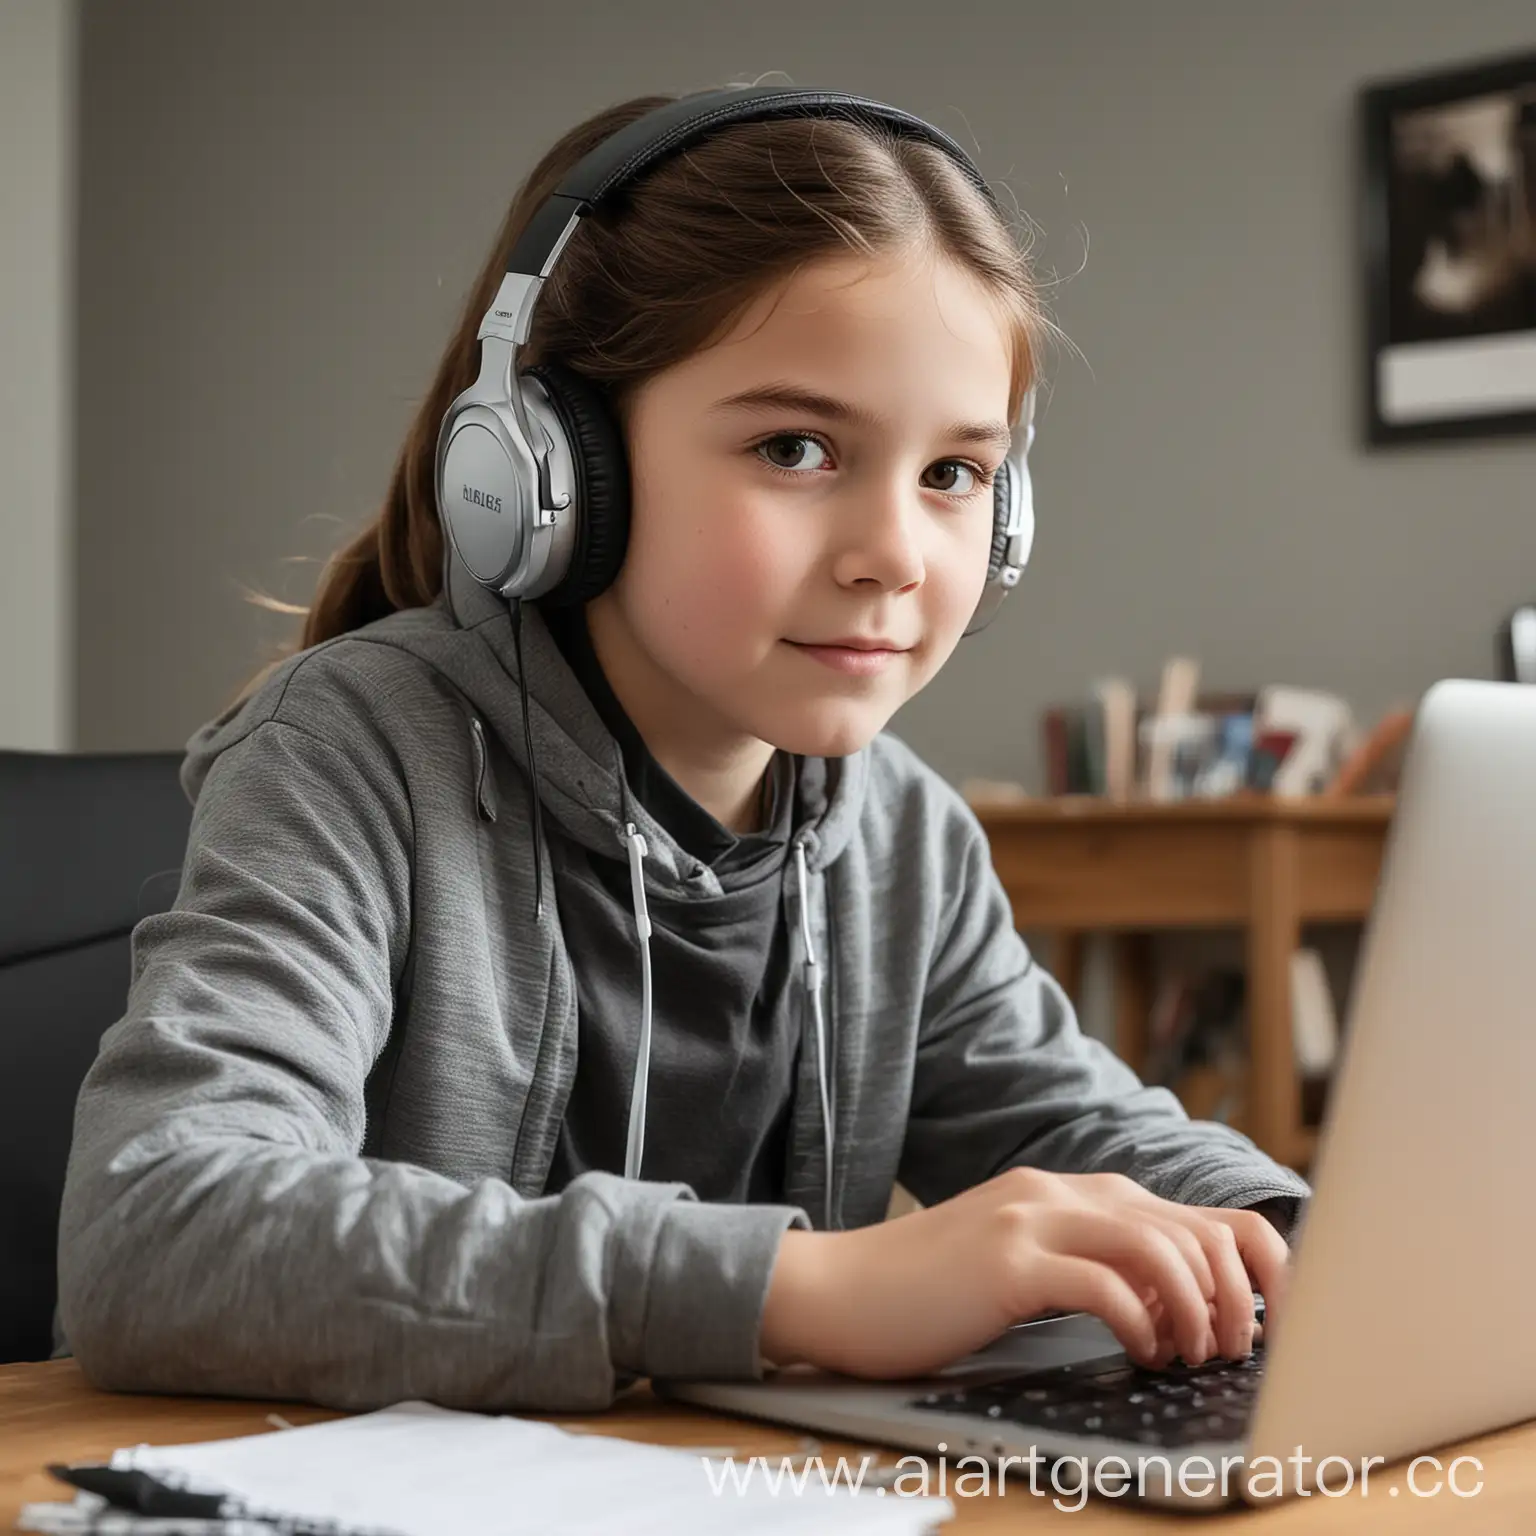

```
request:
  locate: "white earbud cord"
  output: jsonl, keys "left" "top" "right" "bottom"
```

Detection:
{"left": 622, "top": 824, "right": 653, "bottom": 1181}
{"left": 795, "top": 839, "right": 835, "bottom": 1230}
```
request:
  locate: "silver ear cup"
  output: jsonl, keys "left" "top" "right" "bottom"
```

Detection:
{"left": 437, "top": 404, "right": 531, "bottom": 588}
{"left": 436, "top": 375, "right": 578, "bottom": 600}
{"left": 1009, "top": 415, "right": 1037, "bottom": 572}
{"left": 963, "top": 408, "right": 1036, "bottom": 637}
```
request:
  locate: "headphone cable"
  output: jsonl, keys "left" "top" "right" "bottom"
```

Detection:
{"left": 509, "top": 598, "right": 547, "bottom": 921}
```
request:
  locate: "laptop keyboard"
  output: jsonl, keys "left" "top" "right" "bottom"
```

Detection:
{"left": 908, "top": 1347, "right": 1265, "bottom": 1449}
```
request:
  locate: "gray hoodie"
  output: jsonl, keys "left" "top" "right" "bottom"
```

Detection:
{"left": 55, "top": 555, "right": 1309, "bottom": 1412}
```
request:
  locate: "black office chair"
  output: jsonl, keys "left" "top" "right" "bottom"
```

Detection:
{"left": 0, "top": 750, "right": 191, "bottom": 1363}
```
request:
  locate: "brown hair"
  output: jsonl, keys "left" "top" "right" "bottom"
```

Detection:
{"left": 243, "top": 90, "right": 1047, "bottom": 693}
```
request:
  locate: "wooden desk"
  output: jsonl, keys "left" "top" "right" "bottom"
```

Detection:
{"left": 971, "top": 797, "right": 1396, "bottom": 1171}
{"left": 5, "top": 1360, "right": 1535, "bottom": 1531}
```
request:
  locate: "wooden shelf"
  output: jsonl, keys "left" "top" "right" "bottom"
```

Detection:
{"left": 972, "top": 792, "right": 1396, "bottom": 827}
{"left": 971, "top": 795, "right": 1393, "bottom": 1171}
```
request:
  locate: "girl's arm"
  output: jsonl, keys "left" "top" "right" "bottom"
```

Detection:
{"left": 56, "top": 705, "right": 803, "bottom": 1412}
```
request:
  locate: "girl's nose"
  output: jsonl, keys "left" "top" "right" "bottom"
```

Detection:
{"left": 831, "top": 485, "right": 926, "bottom": 594}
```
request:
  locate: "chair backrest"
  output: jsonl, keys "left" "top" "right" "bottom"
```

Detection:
{"left": 0, "top": 750, "right": 191, "bottom": 1362}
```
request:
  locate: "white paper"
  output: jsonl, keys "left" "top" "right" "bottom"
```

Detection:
{"left": 109, "top": 1401, "right": 952, "bottom": 1535}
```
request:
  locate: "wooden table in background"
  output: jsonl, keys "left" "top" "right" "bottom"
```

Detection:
{"left": 970, "top": 796, "right": 1395, "bottom": 1171}
{"left": 6, "top": 1360, "right": 1535, "bottom": 1532}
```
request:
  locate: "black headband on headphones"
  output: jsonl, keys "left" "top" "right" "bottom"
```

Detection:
{"left": 504, "top": 87, "right": 999, "bottom": 281}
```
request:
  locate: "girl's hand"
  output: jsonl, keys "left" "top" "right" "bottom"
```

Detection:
{"left": 759, "top": 1167, "right": 1288, "bottom": 1381}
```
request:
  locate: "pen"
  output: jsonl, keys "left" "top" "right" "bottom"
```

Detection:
{"left": 47, "top": 1463, "right": 231, "bottom": 1518}
{"left": 45, "top": 1465, "right": 346, "bottom": 1534}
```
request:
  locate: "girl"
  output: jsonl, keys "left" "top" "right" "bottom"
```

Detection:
{"left": 57, "top": 85, "right": 1308, "bottom": 1411}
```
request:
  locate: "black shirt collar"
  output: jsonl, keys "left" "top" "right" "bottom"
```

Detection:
{"left": 541, "top": 603, "right": 795, "bottom": 870}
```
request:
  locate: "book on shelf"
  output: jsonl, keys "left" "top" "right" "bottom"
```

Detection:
{"left": 1290, "top": 947, "right": 1340, "bottom": 1077}
{"left": 1095, "top": 678, "right": 1137, "bottom": 802}
{"left": 1253, "top": 685, "right": 1356, "bottom": 797}
{"left": 1324, "top": 707, "right": 1414, "bottom": 797}
{"left": 1143, "top": 656, "right": 1202, "bottom": 802}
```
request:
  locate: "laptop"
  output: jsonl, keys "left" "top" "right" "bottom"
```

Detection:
{"left": 660, "top": 679, "right": 1536, "bottom": 1507}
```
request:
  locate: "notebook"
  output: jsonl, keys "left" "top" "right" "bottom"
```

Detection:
{"left": 21, "top": 1399, "right": 952, "bottom": 1535}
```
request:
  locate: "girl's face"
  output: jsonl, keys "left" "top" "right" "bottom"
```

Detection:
{"left": 594, "top": 247, "right": 1016, "bottom": 761}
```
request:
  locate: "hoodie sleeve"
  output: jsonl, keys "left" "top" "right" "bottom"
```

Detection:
{"left": 896, "top": 794, "right": 1310, "bottom": 1223}
{"left": 56, "top": 709, "right": 805, "bottom": 1413}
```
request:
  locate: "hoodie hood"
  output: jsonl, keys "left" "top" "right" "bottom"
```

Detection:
{"left": 184, "top": 549, "right": 872, "bottom": 902}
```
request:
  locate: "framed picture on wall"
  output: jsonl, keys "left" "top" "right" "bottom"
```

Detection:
{"left": 1361, "top": 50, "right": 1536, "bottom": 445}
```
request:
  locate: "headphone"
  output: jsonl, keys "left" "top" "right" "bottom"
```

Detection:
{"left": 435, "top": 85, "right": 1036, "bottom": 638}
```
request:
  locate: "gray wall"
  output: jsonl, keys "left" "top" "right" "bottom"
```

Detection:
{"left": 1, "top": 0, "right": 75, "bottom": 750}
{"left": 74, "top": 0, "right": 1536, "bottom": 788}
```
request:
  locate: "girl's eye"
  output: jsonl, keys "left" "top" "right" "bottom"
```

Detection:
{"left": 923, "top": 461, "right": 990, "bottom": 496}
{"left": 756, "top": 433, "right": 830, "bottom": 473}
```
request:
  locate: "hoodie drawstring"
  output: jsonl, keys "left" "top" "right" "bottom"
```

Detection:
{"left": 616, "top": 822, "right": 836, "bottom": 1232}
{"left": 622, "top": 823, "right": 653, "bottom": 1181}
{"left": 795, "top": 838, "right": 835, "bottom": 1231}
